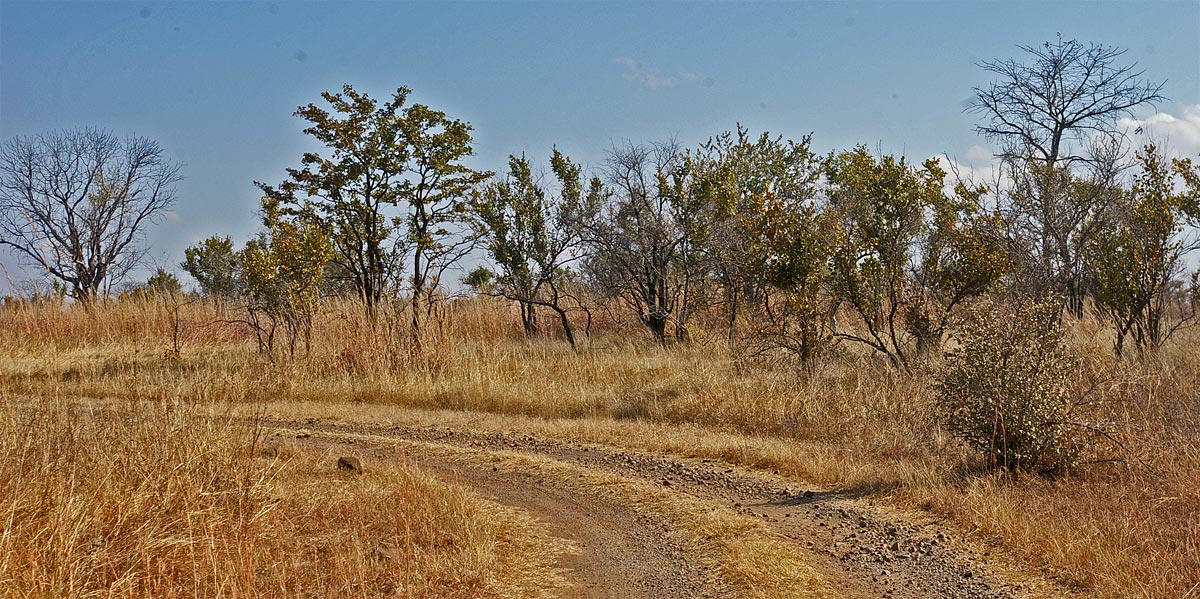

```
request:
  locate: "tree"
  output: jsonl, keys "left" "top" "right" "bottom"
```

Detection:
{"left": 258, "top": 85, "right": 411, "bottom": 319}
{"left": 825, "top": 148, "right": 1003, "bottom": 368}
{"left": 997, "top": 144, "right": 1124, "bottom": 315}
{"left": 472, "top": 150, "right": 596, "bottom": 346}
{"left": 970, "top": 38, "right": 1166, "bottom": 316}
{"left": 240, "top": 205, "right": 333, "bottom": 355}
{"left": 688, "top": 126, "right": 825, "bottom": 344}
{"left": 400, "top": 103, "right": 491, "bottom": 351}
{"left": 577, "top": 142, "right": 699, "bottom": 343}
{"left": 182, "top": 235, "right": 242, "bottom": 303}
{"left": 461, "top": 266, "right": 496, "bottom": 296}
{"left": 145, "top": 267, "right": 182, "bottom": 296}
{"left": 970, "top": 36, "right": 1165, "bottom": 167}
{"left": 1085, "top": 145, "right": 1200, "bottom": 355}
{"left": 0, "top": 128, "right": 182, "bottom": 302}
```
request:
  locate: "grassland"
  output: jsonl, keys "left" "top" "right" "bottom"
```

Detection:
{"left": 1, "top": 296, "right": 1197, "bottom": 598}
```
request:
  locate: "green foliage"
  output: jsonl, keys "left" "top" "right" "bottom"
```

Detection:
{"left": 471, "top": 151, "right": 591, "bottom": 342}
{"left": 826, "top": 149, "right": 938, "bottom": 367}
{"left": 461, "top": 266, "right": 496, "bottom": 295}
{"left": 241, "top": 212, "right": 333, "bottom": 355}
{"left": 1085, "top": 145, "right": 1200, "bottom": 355}
{"left": 145, "top": 268, "right": 182, "bottom": 296}
{"left": 937, "top": 301, "right": 1079, "bottom": 472}
{"left": 182, "top": 235, "right": 241, "bottom": 301}
{"left": 257, "top": 85, "right": 415, "bottom": 315}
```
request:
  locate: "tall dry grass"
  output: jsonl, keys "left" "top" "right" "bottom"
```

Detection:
{"left": 1, "top": 295, "right": 1197, "bottom": 598}
{"left": 0, "top": 396, "right": 564, "bottom": 599}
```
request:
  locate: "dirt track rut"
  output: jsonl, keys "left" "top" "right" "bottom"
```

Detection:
{"left": 263, "top": 417, "right": 1058, "bottom": 599}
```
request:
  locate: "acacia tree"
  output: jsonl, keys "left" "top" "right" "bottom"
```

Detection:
{"left": 688, "top": 126, "right": 825, "bottom": 343}
{"left": 182, "top": 235, "right": 242, "bottom": 305}
{"left": 471, "top": 150, "right": 596, "bottom": 346}
{"left": 0, "top": 129, "right": 182, "bottom": 302}
{"left": 826, "top": 148, "right": 1004, "bottom": 369}
{"left": 241, "top": 202, "right": 333, "bottom": 356}
{"left": 258, "top": 85, "right": 412, "bottom": 319}
{"left": 400, "top": 104, "right": 491, "bottom": 351}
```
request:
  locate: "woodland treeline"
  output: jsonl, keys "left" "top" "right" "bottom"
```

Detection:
{"left": 3, "top": 38, "right": 1199, "bottom": 364}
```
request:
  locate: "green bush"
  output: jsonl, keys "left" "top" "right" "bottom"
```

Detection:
{"left": 936, "top": 300, "right": 1079, "bottom": 472}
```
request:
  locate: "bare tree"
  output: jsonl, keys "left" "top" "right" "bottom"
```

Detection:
{"left": 577, "top": 141, "right": 702, "bottom": 343}
{"left": 970, "top": 36, "right": 1165, "bottom": 168}
{"left": 0, "top": 129, "right": 182, "bottom": 302}
{"left": 971, "top": 37, "right": 1164, "bottom": 315}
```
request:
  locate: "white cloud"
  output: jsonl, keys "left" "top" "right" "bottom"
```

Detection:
{"left": 614, "top": 57, "right": 705, "bottom": 91}
{"left": 1119, "top": 104, "right": 1200, "bottom": 159}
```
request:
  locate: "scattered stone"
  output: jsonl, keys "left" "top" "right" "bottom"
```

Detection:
{"left": 337, "top": 456, "right": 363, "bottom": 474}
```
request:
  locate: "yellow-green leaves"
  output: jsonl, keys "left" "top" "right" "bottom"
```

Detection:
{"left": 242, "top": 213, "right": 333, "bottom": 355}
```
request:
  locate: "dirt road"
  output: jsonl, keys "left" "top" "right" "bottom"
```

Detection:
{"left": 262, "top": 417, "right": 1059, "bottom": 599}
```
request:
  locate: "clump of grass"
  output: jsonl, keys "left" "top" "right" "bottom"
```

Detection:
{"left": 0, "top": 398, "right": 565, "bottom": 599}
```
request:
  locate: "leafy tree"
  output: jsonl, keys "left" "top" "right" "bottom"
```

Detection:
{"left": 472, "top": 150, "right": 596, "bottom": 346}
{"left": 826, "top": 148, "right": 1002, "bottom": 368}
{"left": 1085, "top": 145, "right": 1200, "bottom": 355}
{"left": 910, "top": 168, "right": 1010, "bottom": 355}
{"left": 182, "top": 235, "right": 242, "bottom": 303}
{"left": 145, "top": 268, "right": 182, "bottom": 296}
{"left": 689, "top": 126, "right": 826, "bottom": 342}
{"left": 0, "top": 129, "right": 182, "bottom": 302}
{"left": 461, "top": 266, "right": 496, "bottom": 296}
{"left": 400, "top": 102, "right": 491, "bottom": 351}
{"left": 241, "top": 206, "right": 333, "bottom": 355}
{"left": 258, "top": 85, "right": 411, "bottom": 319}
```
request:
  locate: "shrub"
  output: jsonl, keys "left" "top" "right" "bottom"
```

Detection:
{"left": 936, "top": 300, "right": 1079, "bottom": 472}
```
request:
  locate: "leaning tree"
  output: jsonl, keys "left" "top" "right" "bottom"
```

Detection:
{"left": 0, "top": 128, "right": 182, "bottom": 302}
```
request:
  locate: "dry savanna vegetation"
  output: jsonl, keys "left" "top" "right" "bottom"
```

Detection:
{"left": 0, "top": 296, "right": 1197, "bottom": 598}
{"left": 2, "top": 35, "right": 1199, "bottom": 599}
{"left": 0, "top": 392, "right": 568, "bottom": 599}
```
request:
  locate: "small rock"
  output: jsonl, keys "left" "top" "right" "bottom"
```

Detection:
{"left": 337, "top": 456, "right": 363, "bottom": 474}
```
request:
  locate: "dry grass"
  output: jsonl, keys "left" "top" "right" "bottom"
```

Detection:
{"left": 0, "top": 397, "right": 567, "bottom": 599}
{"left": 1, "top": 295, "right": 1197, "bottom": 598}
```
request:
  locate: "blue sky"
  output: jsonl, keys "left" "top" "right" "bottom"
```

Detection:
{"left": 2, "top": 0, "right": 1199, "bottom": 289}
